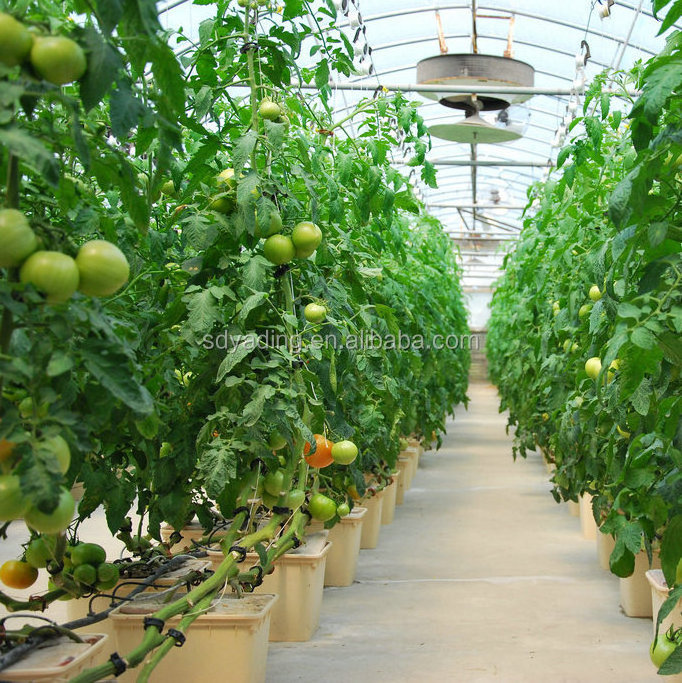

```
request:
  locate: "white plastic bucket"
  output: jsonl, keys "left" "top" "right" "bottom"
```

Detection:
{"left": 324, "top": 507, "right": 367, "bottom": 587}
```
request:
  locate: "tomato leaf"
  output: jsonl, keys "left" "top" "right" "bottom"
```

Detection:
{"left": 81, "top": 343, "right": 154, "bottom": 415}
{"left": 658, "top": 643, "right": 682, "bottom": 675}
{"left": 94, "top": 0, "right": 123, "bottom": 34}
{"left": 110, "top": 79, "right": 147, "bottom": 140}
{"left": 197, "top": 438, "right": 239, "bottom": 497}
{"left": 46, "top": 351, "right": 74, "bottom": 378}
{"left": 80, "top": 26, "right": 122, "bottom": 110}
{"left": 241, "top": 256, "right": 270, "bottom": 292}
{"left": 233, "top": 132, "right": 257, "bottom": 178}
{"left": 0, "top": 127, "right": 59, "bottom": 187}
{"left": 236, "top": 293, "right": 267, "bottom": 326}
{"left": 660, "top": 516, "right": 682, "bottom": 587}
{"left": 658, "top": 1, "right": 682, "bottom": 33}
{"left": 216, "top": 334, "right": 259, "bottom": 382}
{"left": 631, "top": 326, "right": 657, "bottom": 350}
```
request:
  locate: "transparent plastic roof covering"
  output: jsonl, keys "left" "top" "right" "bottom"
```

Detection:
{"left": 159, "top": 1, "right": 679, "bottom": 289}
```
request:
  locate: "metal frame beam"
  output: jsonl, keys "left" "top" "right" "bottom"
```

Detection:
{"left": 351, "top": 3, "right": 662, "bottom": 56}
{"left": 430, "top": 202, "right": 527, "bottom": 209}
{"left": 427, "top": 159, "right": 551, "bottom": 167}
{"left": 280, "top": 81, "right": 638, "bottom": 97}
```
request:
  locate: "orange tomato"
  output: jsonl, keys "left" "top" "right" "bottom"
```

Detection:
{"left": 304, "top": 434, "right": 334, "bottom": 468}
{"left": 0, "top": 439, "right": 15, "bottom": 462}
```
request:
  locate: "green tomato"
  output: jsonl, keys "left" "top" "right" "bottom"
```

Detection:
{"left": 585, "top": 357, "right": 602, "bottom": 380}
{"left": 562, "top": 339, "right": 572, "bottom": 353}
{"left": 650, "top": 632, "right": 679, "bottom": 668}
{"left": 76, "top": 240, "right": 130, "bottom": 297}
{"left": 261, "top": 490, "right": 278, "bottom": 509}
{"left": 291, "top": 221, "right": 322, "bottom": 258}
{"left": 0, "top": 13, "right": 33, "bottom": 67}
{"left": 0, "top": 209, "right": 37, "bottom": 267}
{"left": 41, "top": 435, "right": 70, "bottom": 474}
{"left": 308, "top": 493, "right": 337, "bottom": 522}
{"left": 304, "top": 303, "right": 327, "bottom": 324}
{"left": 30, "top": 36, "right": 87, "bottom": 85}
{"left": 96, "top": 562, "right": 120, "bottom": 590}
{"left": 72, "top": 563, "right": 97, "bottom": 587}
{"left": 588, "top": 285, "right": 602, "bottom": 302}
{"left": 24, "top": 488, "right": 75, "bottom": 534}
{"left": 337, "top": 502, "right": 350, "bottom": 517}
{"left": 208, "top": 194, "right": 236, "bottom": 214}
{"left": 70, "top": 542, "right": 106, "bottom": 567}
{"left": 161, "top": 180, "right": 176, "bottom": 197}
{"left": 0, "top": 475, "right": 28, "bottom": 521}
{"left": 20, "top": 251, "right": 80, "bottom": 303}
{"left": 263, "top": 235, "right": 295, "bottom": 265}
{"left": 268, "top": 431, "right": 287, "bottom": 451}
{"left": 256, "top": 209, "right": 283, "bottom": 238}
{"left": 331, "top": 440, "right": 358, "bottom": 465}
{"left": 578, "top": 303, "right": 593, "bottom": 319}
{"left": 259, "top": 100, "right": 281, "bottom": 120}
{"left": 25, "top": 536, "right": 54, "bottom": 569}
{"left": 216, "top": 168, "right": 237, "bottom": 190}
{"left": 263, "top": 470, "right": 285, "bottom": 497}
{"left": 287, "top": 489, "right": 306, "bottom": 509}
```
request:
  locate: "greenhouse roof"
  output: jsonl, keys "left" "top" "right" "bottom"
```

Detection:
{"left": 160, "top": 0, "right": 679, "bottom": 290}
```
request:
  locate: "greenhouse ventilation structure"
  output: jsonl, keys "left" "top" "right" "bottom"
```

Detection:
{"left": 0, "top": 0, "right": 680, "bottom": 681}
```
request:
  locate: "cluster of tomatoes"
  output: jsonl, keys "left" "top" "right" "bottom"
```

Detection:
{"left": 0, "top": 11, "right": 86, "bottom": 86}
{"left": 0, "top": 12, "right": 130, "bottom": 303}
{"left": 0, "top": 537, "right": 118, "bottom": 597}
{"left": 1, "top": 207, "right": 130, "bottom": 303}
{"left": 259, "top": 433, "right": 359, "bottom": 522}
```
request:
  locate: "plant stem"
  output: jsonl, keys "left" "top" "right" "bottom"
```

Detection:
{"left": 6, "top": 154, "right": 19, "bottom": 210}
{"left": 244, "top": 5, "right": 260, "bottom": 170}
{"left": 136, "top": 592, "right": 214, "bottom": 683}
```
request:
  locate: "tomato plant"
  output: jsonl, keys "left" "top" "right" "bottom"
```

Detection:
{"left": 488, "top": 21, "right": 682, "bottom": 586}
{"left": 0, "top": 0, "right": 471, "bottom": 678}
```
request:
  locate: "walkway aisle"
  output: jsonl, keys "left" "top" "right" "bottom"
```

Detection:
{"left": 267, "top": 383, "right": 657, "bottom": 682}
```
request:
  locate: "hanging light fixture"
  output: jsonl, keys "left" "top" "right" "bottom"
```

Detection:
{"left": 429, "top": 112, "right": 522, "bottom": 143}
{"left": 417, "top": 54, "right": 535, "bottom": 113}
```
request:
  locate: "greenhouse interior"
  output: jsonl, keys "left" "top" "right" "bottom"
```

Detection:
{"left": 0, "top": 0, "right": 680, "bottom": 680}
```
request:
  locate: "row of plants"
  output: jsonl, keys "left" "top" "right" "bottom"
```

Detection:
{"left": 0, "top": 0, "right": 470, "bottom": 678}
{"left": 487, "top": 1, "right": 682, "bottom": 675}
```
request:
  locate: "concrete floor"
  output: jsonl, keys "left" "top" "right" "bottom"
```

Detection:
{"left": 266, "top": 383, "right": 659, "bottom": 683}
